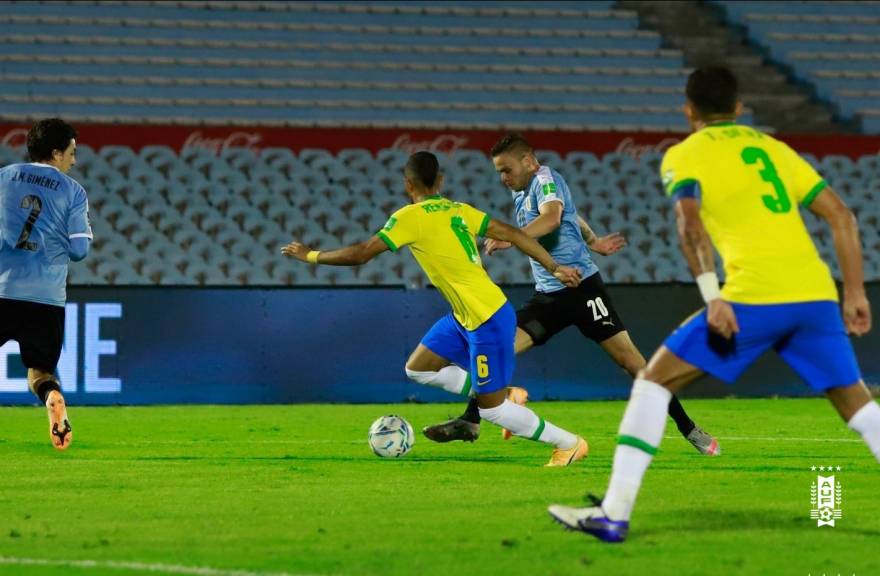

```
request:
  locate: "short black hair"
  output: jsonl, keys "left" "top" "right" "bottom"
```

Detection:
{"left": 405, "top": 151, "right": 440, "bottom": 188}
{"left": 27, "top": 118, "right": 77, "bottom": 162}
{"left": 490, "top": 133, "right": 533, "bottom": 158}
{"left": 685, "top": 66, "right": 738, "bottom": 117}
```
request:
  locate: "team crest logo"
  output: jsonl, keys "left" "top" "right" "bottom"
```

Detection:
{"left": 810, "top": 466, "right": 842, "bottom": 527}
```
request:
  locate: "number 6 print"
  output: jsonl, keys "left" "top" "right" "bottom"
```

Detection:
{"left": 476, "top": 355, "right": 490, "bottom": 378}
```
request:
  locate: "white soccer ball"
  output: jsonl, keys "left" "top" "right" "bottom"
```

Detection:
{"left": 368, "top": 415, "right": 414, "bottom": 458}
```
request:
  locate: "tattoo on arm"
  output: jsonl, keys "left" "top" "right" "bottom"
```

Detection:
{"left": 676, "top": 199, "right": 715, "bottom": 276}
{"left": 578, "top": 216, "right": 597, "bottom": 245}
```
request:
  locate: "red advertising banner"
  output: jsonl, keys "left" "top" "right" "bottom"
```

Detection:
{"left": 1, "top": 124, "right": 878, "bottom": 160}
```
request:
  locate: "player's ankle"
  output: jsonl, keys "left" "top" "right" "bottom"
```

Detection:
{"left": 32, "top": 378, "right": 62, "bottom": 405}
{"left": 461, "top": 397, "right": 481, "bottom": 424}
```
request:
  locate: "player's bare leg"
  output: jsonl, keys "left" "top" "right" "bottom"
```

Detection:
{"left": 827, "top": 381, "right": 880, "bottom": 462}
{"left": 549, "top": 346, "right": 701, "bottom": 541}
{"left": 597, "top": 331, "right": 644, "bottom": 376}
{"left": 601, "top": 331, "right": 719, "bottom": 456}
{"left": 28, "top": 368, "right": 72, "bottom": 450}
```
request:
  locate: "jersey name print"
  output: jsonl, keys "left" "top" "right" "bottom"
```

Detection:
{"left": 376, "top": 196, "right": 506, "bottom": 330}
{"left": 0, "top": 163, "right": 92, "bottom": 307}
{"left": 662, "top": 124, "right": 837, "bottom": 305}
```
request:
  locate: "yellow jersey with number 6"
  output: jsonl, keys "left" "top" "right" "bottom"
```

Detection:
{"left": 376, "top": 195, "right": 507, "bottom": 330}
{"left": 661, "top": 123, "right": 837, "bottom": 304}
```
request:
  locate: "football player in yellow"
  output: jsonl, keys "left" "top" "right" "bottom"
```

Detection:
{"left": 549, "top": 66, "right": 878, "bottom": 541}
{"left": 283, "top": 151, "right": 589, "bottom": 466}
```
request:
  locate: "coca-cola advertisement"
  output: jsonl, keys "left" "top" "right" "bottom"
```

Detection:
{"left": 1, "top": 123, "right": 878, "bottom": 159}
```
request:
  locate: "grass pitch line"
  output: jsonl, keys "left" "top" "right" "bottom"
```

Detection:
{"left": 665, "top": 435, "right": 861, "bottom": 443}
{"left": 0, "top": 556, "right": 325, "bottom": 576}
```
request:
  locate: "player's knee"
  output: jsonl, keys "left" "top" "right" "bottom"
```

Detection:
{"left": 637, "top": 366, "right": 663, "bottom": 384}
{"left": 616, "top": 350, "right": 646, "bottom": 376}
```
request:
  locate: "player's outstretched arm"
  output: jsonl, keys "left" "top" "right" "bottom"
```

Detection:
{"left": 523, "top": 200, "right": 563, "bottom": 238}
{"left": 674, "top": 198, "right": 739, "bottom": 339}
{"left": 485, "top": 201, "right": 563, "bottom": 256}
{"left": 807, "top": 186, "right": 871, "bottom": 336}
{"left": 281, "top": 236, "right": 389, "bottom": 266}
{"left": 485, "top": 218, "right": 580, "bottom": 287}
{"left": 577, "top": 215, "right": 626, "bottom": 256}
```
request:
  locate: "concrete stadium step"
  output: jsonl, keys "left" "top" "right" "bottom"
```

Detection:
{"left": 618, "top": 0, "right": 846, "bottom": 134}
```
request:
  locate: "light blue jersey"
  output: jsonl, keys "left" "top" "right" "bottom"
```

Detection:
{"left": 0, "top": 163, "right": 92, "bottom": 307}
{"left": 513, "top": 166, "right": 598, "bottom": 293}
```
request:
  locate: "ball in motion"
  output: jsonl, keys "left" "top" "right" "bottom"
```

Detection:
{"left": 368, "top": 415, "right": 414, "bottom": 458}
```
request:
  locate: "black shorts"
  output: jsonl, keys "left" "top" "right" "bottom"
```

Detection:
{"left": 0, "top": 297, "right": 65, "bottom": 372}
{"left": 517, "top": 272, "right": 626, "bottom": 346}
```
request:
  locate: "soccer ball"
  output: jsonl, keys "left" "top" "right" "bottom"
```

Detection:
{"left": 368, "top": 415, "right": 414, "bottom": 458}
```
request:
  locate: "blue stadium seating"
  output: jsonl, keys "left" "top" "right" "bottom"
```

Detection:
{"left": 0, "top": 0, "right": 709, "bottom": 130}
{"left": 713, "top": 1, "right": 880, "bottom": 133}
{"left": 0, "top": 142, "right": 874, "bottom": 287}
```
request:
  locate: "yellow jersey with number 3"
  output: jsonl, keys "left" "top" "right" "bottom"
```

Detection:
{"left": 661, "top": 123, "right": 838, "bottom": 304}
{"left": 376, "top": 195, "right": 507, "bottom": 330}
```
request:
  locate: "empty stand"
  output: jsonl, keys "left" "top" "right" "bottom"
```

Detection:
{"left": 1, "top": 142, "right": 874, "bottom": 287}
{"left": 0, "top": 0, "right": 718, "bottom": 130}
{"left": 714, "top": 1, "right": 880, "bottom": 133}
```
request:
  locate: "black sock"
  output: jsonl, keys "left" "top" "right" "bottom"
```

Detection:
{"left": 461, "top": 396, "right": 481, "bottom": 424}
{"left": 668, "top": 395, "right": 696, "bottom": 436}
{"left": 34, "top": 379, "right": 61, "bottom": 405}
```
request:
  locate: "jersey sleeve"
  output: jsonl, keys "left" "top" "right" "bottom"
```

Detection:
{"left": 780, "top": 144, "right": 827, "bottom": 208}
{"left": 375, "top": 206, "right": 419, "bottom": 252}
{"left": 67, "top": 183, "right": 93, "bottom": 239}
{"left": 534, "top": 167, "right": 563, "bottom": 209}
{"left": 661, "top": 145, "right": 701, "bottom": 202}
{"left": 459, "top": 203, "right": 491, "bottom": 238}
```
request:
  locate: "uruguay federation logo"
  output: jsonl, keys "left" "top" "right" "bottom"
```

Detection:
{"left": 810, "top": 466, "right": 842, "bottom": 527}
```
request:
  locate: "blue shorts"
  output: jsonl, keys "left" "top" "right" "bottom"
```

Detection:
{"left": 665, "top": 300, "right": 861, "bottom": 392}
{"left": 420, "top": 302, "right": 516, "bottom": 395}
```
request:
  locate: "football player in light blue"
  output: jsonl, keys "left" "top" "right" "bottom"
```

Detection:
{"left": 423, "top": 134, "right": 718, "bottom": 456}
{"left": 0, "top": 118, "right": 92, "bottom": 450}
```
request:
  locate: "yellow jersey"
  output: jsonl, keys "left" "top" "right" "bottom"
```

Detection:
{"left": 661, "top": 123, "right": 837, "bottom": 304}
{"left": 376, "top": 195, "right": 507, "bottom": 330}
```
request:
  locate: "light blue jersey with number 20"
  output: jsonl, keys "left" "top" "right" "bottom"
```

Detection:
{"left": 0, "top": 162, "right": 92, "bottom": 307}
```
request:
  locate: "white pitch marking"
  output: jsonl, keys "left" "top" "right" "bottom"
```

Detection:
{"left": 666, "top": 435, "right": 862, "bottom": 443}
{"left": 0, "top": 556, "right": 327, "bottom": 576}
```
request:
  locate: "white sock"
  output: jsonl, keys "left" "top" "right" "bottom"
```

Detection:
{"left": 847, "top": 401, "right": 880, "bottom": 462}
{"left": 479, "top": 400, "right": 577, "bottom": 449}
{"left": 603, "top": 379, "right": 672, "bottom": 521}
{"left": 405, "top": 366, "right": 473, "bottom": 397}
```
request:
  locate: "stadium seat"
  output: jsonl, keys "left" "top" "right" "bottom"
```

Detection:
{"left": 0, "top": 132, "right": 871, "bottom": 287}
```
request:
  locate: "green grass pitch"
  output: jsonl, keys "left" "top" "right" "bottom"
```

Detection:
{"left": 0, "top": 399, "right": 877, "bottom": 576}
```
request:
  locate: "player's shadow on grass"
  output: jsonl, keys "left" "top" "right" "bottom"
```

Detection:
{"left": 637, "top": 508, "right": 880, "bottom": 538}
